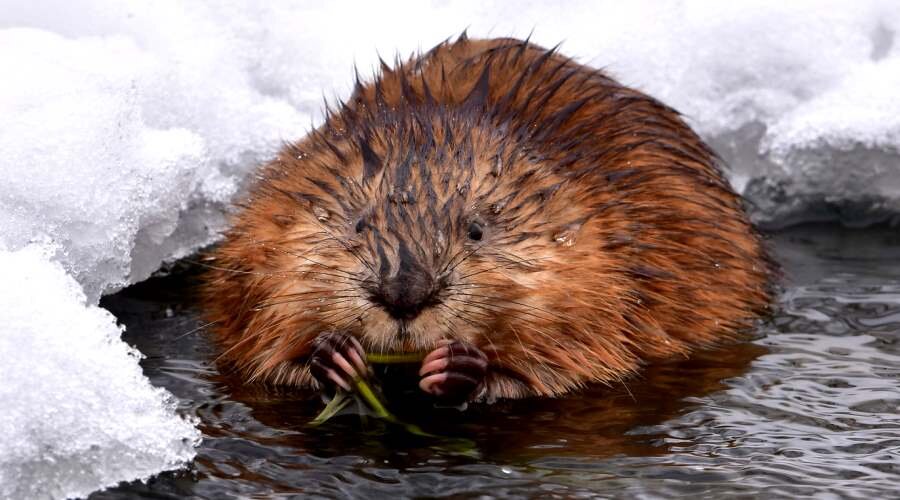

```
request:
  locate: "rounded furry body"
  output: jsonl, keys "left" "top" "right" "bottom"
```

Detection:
{"left": 201, "top": 36, "right": 773, "bottom": 402}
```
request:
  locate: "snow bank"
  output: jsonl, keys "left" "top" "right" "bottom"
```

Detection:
{"left": 1, "top": 0, "right": 899, "bottom": 497}
{"left": 0, "top": 246, "right": 199, "bottom": 500}
{"left": 0, "top": 23, "right": 304, "bottom": 301}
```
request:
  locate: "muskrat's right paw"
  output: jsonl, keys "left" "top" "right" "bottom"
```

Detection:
{"left": 309, "top": 332, "right": 369, "bottom": 392}
{"left": 419, "top": 341, "right": 488, "bottom": 404}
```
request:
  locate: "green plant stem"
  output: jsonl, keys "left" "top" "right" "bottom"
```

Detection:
{"left": 353, "top": 378, "right": 397, "bottom": 422}
{"left": 366, "top": 352, "right": 426, "bottom": 364}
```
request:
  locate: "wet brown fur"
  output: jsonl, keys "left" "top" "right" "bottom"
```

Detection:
{"left": 200, "top": 36, "right": 775, "bottom": 401}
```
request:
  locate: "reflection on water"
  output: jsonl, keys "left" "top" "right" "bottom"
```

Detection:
{"left": 95, "top": 224, "right": 900, "bottom": 499}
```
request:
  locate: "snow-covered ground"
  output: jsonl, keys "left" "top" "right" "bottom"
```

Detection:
{"left": 1, "top": 0, "right": 898, "bottom": 497}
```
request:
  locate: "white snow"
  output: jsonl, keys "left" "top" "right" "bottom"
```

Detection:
{"left": 1, "top": 0, "right": 899, "bottom": 497}
{"left": 0, "top": 246, "right": 199, "bottom": 500}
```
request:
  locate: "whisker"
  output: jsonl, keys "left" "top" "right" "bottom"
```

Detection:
{"left": 185, "top": 259, "right": 300, "bottom": 278}
{"left": 436, "top": 303, "right": 485, "bottom": 331}
{"left": 308, "top": 224, "right": 380, "bottom": 278}
{"left": 446, "top": 294, "right": 560, "bottom": 325}
{"left": 620, "top": 379, "right": 637, "bottom": 403}
{"left": 332, "top": 303, "right": 378, "bottom": 331}
{"left": 454, "top": 258, "right": 542, "bottom": 281}
{"left": 260, "top": 287, "right": 359, "bottom": 302}
{"left": 451, "top": 292, "right": 563, "bottom": 323}
{"left": 480, "top": 249, "right": 550, "bottom": 269}
{"left": 441, "top": 241, "right": 487, "bottom": 276}
{"left": 252, "top": 240, "right": 368, "bottom": 283}
{"left": 289, "top": 269, "right": 369, "bottom": 285}
{"left": 444, "top": 296, "right": 571, "bottom": 354}
{"left": 253, "top": 295, "right": 362, "bottom": 311}
{"left": 174, "top": 320, "right": 219, "bottom": 341}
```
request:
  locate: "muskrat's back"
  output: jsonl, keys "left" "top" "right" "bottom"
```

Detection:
{"left": 201, "top": 36, "right": 773, "bottom": 403}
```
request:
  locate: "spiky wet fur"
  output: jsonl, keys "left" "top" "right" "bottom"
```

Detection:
{"left": 201, "top": 36, "right": 774, "bottom": 401}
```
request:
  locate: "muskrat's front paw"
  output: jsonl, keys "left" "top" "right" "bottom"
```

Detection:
{"left": 419, "top": 341, "right": 488, "bottom": 404}
{"left": 309, "top": 332, "right": 369, "bottom": 392}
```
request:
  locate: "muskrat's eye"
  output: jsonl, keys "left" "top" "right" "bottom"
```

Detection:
{"left": 355, "top": 218, "right": 366, "bottom": 233}
{"left": 467, "top": 222, "right": 483, "bottom": 241}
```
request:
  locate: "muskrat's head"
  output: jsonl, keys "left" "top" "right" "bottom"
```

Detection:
{"left": 246, "top": 109, "right": 608, "bottom": 356}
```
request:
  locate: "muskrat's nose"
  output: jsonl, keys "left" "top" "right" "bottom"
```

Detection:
{"left": 375, "top": 268, "right": 437, "bottom": 320}
{"left": 372, "top": 241, "right": 440, "bottom": 320}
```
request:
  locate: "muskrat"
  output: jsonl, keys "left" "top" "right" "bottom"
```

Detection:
{"left": 201, "top": 35, "right": 774, "bottom": 405}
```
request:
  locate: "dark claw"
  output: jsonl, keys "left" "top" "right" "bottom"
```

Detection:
{"left": 309, "top": 331, "right": 369, "bottom": 392}
{"left": 419, "top": 341, "right": 488, "bottom": 404}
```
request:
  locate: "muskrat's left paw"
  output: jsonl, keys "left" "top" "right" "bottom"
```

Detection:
{"left": 419, "top": 341, "right": 488, "bottom": 404}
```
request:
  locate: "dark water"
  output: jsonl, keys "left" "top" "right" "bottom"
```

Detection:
{"left": 95, "top": 224, "right": 900, "bottom": 499}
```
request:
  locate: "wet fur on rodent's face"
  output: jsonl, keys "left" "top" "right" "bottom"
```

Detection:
{"left": 203, "top": 37, "right": 773, "bottom": 398}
